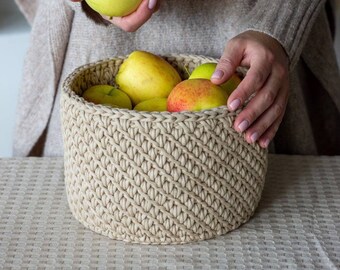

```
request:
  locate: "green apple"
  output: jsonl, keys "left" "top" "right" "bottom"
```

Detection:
{"left": 82, "top": 85, "right": 132, "bottom": 109}
{"left": 167, "top": 79, "right": 227, "bottom": 112}
{"left": 85, "top": 0, "right": 143, "bottom": 17}
{"left": 189, "top": 62, "right": 241, "bottom": 96}
{"left": 189, "top": 62, "right": 217, "bottom": 79}
{"left": 133, "top": 97, "right": 168, "bottom": 112}
{"left": 116, "top": 51, "right": 182, "bottom": 106}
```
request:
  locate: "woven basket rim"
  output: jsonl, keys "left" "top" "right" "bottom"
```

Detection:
{"left": 61, "top": 53, "right": 244, "bottom": 121}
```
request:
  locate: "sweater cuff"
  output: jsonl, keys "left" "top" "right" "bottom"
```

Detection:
{"left": 233, "top": 0, "right": 326, "bottom": 69}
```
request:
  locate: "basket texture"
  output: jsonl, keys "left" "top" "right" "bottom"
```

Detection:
{"left": 61, "top": 54, "right": 268, "bottom": 244}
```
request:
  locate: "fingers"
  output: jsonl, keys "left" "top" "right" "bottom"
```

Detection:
{"left": 217, "top": 31, "right": 289, "bottom": 148}
{"left": 105, "top": 0, "right": 159, "bottom": 32}
{"left": 227, "top": 52, "right": 272, "bottom": 111}
{"left": 234, "top": 71, "right": 281, "bottom": 133}
{"left": 257, "top": 79, "right": 289, "bottom": 148}
{"left": 258, "top": 112, "right": 285, "bottom": 148}
{"left": 240, "top": 72, "right": 289, "bottom": 147}
{"left": 211, "top": 39, "right": 244, "bottom": 85}
{"left": 212, "top": 36, "right": 273, "bottom": 112}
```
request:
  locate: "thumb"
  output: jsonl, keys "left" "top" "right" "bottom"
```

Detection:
{"left": 211, "top": 39, "right": 244, "bottom": 85}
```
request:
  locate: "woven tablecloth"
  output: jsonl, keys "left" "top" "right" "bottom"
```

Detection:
{"left": 0, "top": 155, "right": 339, "bottom": 269}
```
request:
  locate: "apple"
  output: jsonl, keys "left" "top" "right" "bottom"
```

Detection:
{"left": 167, "top": 79, "right": 228, "bottom": 112}
{"left": 189, "top": 62, "right": 241, "bottom": 96}
{"left": 82, "top": 85, "right": 132, "bottom": 109}
{"left": 189, "top": 62, "right": 217, "bottom": 79}
{"left": 85, "top": 0, "right": 143, "bottom": 17}
{"left": 116, "top": 51, "right": 182, "bottom": 106}
{"left": 133, "top": 97, "right": 168, "bottom": 112}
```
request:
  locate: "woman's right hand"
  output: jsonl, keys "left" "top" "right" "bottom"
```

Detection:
{"left": 71, "top": 0, "right": 159, "bottom": 32}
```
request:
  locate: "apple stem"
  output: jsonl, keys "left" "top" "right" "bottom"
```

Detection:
{"left": 108, "top": 88, "right": 116, "bottom": 95}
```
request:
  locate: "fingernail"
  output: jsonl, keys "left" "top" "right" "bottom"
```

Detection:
{"left": 229, "top": 99, "right": 241, "bottom": 111}
{"left": 211, "top": 69, "right": 224, "bottom": 80}
{"left": 148, "top": 0, "right": 157, "bottom": 10}
{"left": 262, "top": 139, "right": 270, "bottom": 148}
{"left": 250, "top": 132, "right": 259, "bottom": 143}
{"left": 237, "top": 120, "right": 249, "bottom": 132}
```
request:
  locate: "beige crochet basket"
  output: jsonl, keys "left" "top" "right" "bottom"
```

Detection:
{"left": 61, "top": 54, "right": 268, "bottom": 245}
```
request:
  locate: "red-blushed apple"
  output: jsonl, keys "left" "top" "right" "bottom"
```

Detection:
{"left": 189, "top": 62, "right": 241, "bottom": 96}
{"left": 85, "top": 0, "right": 143, "bottom": 17}
{"left": 167, "top": 79, "right": 228, "bottom": 112}
{"left": 116, "top": 51, "right": 182, "bottom": 106}
{"left": 82, "top": 85, "right": 132, "bottom": 109}
{"left": 133, "top": 97, "right": 168, "bottom": 112}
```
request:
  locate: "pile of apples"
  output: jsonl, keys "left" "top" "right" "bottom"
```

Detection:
{"left": 82, "top": 51, "right": 241, "bottom": 112}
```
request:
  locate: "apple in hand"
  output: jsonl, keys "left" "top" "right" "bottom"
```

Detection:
{"left": 116, "top": 51, "right": 182, "bottom": 106}
{"left": 167, "top": 79, "right": 228, "bottom": 112}
{"left": 82, "top": 85, "right": 132, "bottom": 109}
{"left": 133, "top": 97, "right": 168, "bottom": 112}
{"left": 84, "top": 0, "right": 143, "bottom": 17}
{"left": 189, "top": 62, "right": 241, "bottom": 96}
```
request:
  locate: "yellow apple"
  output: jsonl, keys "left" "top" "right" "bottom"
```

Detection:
{"left": 116, "top": 51, "right": 182, "bottom": 106}
{"left": 133, "top": 97, "right": 168, "bottom": 112}
{"left": 85, "top": 0, "right": 143, "bottom": 17}
{"left": 82, "top": 85, "right": 132, "bottom": 109}
{"left": 167, "top": 79, "right": 227, "bottom": 112}
{"left": 189, "top": 62, "right": 241, "bottom": 96}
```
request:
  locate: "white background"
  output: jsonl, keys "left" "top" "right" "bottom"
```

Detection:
{"left": 1, "top": 1, "right": 340, "bottom": 157}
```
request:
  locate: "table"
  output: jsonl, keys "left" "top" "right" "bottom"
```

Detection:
{"left": 0, "top": 155, "right": 339, "bottom": 269}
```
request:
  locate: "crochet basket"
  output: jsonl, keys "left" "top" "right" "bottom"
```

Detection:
{"left": 61, "top": 54, "right": 268, "bottom": 245}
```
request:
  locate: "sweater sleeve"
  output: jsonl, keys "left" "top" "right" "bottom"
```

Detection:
{"left": 13, "top": 1, "right": 74, "bottom": 156}
{"left": 15, "top": 0, "right": 40, "bottom": 25}
{"left": 233, "top": 0, "right": 326, "bottom": 69}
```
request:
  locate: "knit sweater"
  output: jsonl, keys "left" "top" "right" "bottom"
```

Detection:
{"left": 14, "top": 0, "right": 340, "bottom": 156}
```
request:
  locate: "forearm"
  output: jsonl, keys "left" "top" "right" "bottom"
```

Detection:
{"left": 234, "top": 0, "right": 326, "bottom": 69}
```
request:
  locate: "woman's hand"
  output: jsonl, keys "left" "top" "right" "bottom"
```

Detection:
{"left": 104, "top": 0, "right": 159, "bottom": 32}
{"left": 71, "top": 0, "right": 159, "bottom": 32}
{"left": 211, "top": 31, "right": 290, "bottom": 148}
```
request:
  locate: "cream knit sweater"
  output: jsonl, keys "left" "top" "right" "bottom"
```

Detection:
{"left": 14, "top": 0, "right": 340, "bottom": 156}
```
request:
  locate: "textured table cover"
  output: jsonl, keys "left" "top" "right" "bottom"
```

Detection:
{"left": 0, "top": 155, "right": 339, "bottom": 269}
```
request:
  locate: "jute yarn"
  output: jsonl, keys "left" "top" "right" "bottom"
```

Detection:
{"left": 61, "top": 54, "right": 268, "bottom": 244}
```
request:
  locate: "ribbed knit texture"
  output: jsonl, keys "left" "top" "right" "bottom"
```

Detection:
{"left": 13, "top": 1, "right": 73, "bottom": 156}
{"left": 236, "top": 0, "right": 326, "bottom": 68}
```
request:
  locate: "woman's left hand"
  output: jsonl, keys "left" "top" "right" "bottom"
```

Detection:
{"left": 211, "top": 30, "right": 290, "bottom": 148}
